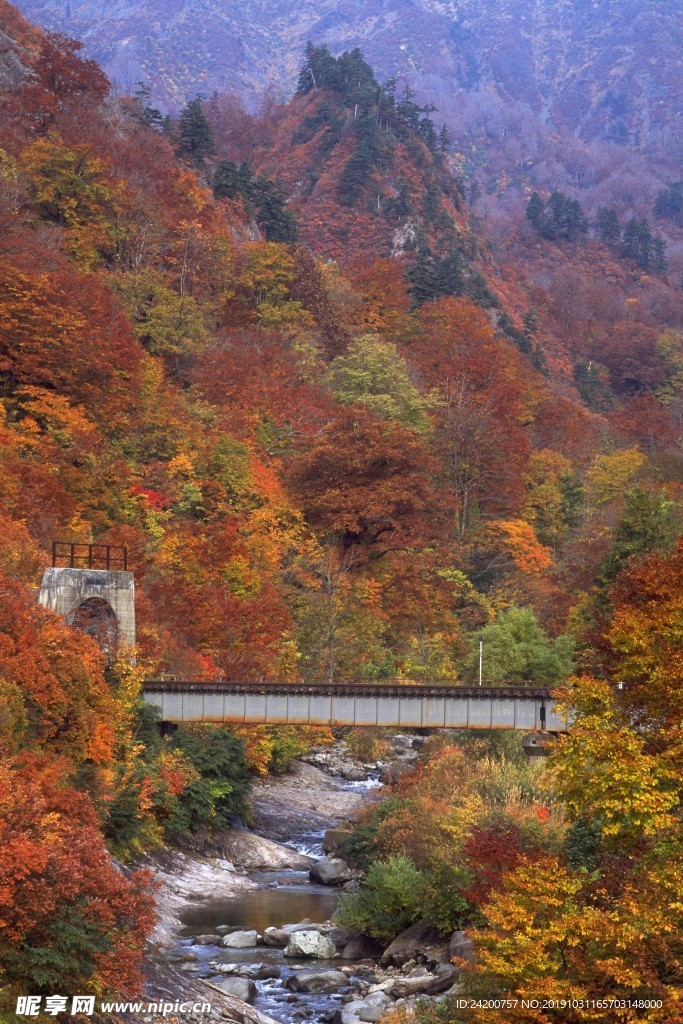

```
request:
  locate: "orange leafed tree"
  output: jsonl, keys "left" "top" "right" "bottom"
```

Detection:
{"left": 0, "top": 756, "right": 155, "bottom": 1003}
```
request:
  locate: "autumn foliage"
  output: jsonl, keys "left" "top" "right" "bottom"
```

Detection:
{"left": 0, "top": 757, "right": 155, "bottom": 1004}
{"left": 1, "top": 0, "right": 683, "bottom": 1009}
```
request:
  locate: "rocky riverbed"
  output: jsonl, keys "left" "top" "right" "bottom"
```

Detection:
{"left": 137, "top": 736, "right": 465, "bottom": 1024}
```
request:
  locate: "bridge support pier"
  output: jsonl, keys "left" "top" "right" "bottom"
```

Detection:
{"left": 38, "top": 567, "right": 136, "bottom": 650}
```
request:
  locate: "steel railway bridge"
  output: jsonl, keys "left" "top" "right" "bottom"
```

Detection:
{"left": 142, "top": 680, "right": 568, "bottom": 733}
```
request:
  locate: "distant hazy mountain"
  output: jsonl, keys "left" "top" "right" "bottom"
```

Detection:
{"left": 14, "top": 0, "right": 683, "bottom": 160}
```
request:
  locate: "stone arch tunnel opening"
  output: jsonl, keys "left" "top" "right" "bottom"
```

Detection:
{"left": 67, "top": 597, "right": 120, "bottom": 654}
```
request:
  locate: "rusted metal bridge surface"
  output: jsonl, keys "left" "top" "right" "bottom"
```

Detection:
{"left": 142, "top": 680, "right": 568, "bottom": 732}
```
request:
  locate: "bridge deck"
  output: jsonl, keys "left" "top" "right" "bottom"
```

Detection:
{"left": 142, "top": 681, "right": 567, "bottom": 732}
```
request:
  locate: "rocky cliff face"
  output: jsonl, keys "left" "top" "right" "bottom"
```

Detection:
{"left": 13, "top": 0, "right": 683, "bottom": 161}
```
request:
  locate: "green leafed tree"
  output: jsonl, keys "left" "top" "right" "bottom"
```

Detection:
{"left": 330, "top": 335, "right": 435, "bottom": 431}
{"left": 467, "top": 606, "right": 574, "bottom": 684}
{"left": 113, "top": 269, "right": 207, "bottom": 356}
{"left": 598, "top": 488, "right": 681, "bottom": 587}
{"left": 166, "top": 726, "right": 250, "bottom": 830}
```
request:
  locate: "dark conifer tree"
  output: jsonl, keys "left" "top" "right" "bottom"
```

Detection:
{"left": 621, "top": 217, "right": 663, "bottom": 269}
{"left": 297, "top": 43, "right": 342, "bottom": 94}
{"left": 213, "top": 160, "right": 243, "bottom": 199}
{"left": 423, "top": 185, "right": 440, "bottom": 224}
{"left": 596, "top": 206, "right": 620, "bottom": 245}
{"left": 526, "top": 192, "right": 544, "bottom": 233}
{"left": 132, "top": 82, "right": 164, "bottom": 130}
{"left": 526, "top": 191, "right": 587, "bottom": 242}
{"left": 654, "top": 181, "right": 683, "bottom": 223}
{"left": 407, "top": 247, "right": 440, "bottom": 306}
{"left": 213, "top": 161, "right": 298, "bottom": 242}
{"left": 652, "top": 234, "right": 668, "bottom": 273}
{"left": 251, "top": 177, "right": 298, "bottom": 242}
{"left": 178, "top": 97, "right": 215, "bottom": 159}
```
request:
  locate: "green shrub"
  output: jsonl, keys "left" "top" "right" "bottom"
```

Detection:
{"left": 336, "top": 855, "right": 426, "bottom": 940}
{"left": 423, "top": 861, "right": 474, "bottom": 934}
{"left": 167, "top": 726, "right": 250, "bottom": 829}
{"left": 268, "top": 728, "right": 323, "bottom": 774}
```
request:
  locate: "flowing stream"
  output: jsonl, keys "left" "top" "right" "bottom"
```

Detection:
{"left": 175, "top": 776, "right": 382, "bottom": 1023}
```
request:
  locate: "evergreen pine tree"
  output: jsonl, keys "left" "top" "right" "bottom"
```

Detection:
{"left": 573, "top": 359, "right": 615, "bottom": 411}
{"left": 338, "top": 139, "right": 375, "bottom": 205}
{"left": 436, "top": 248, "right": 465, "bottom": 297}
{"left": 386, "top": 182, "right": 411, "bottom": 218}
{"left": 527, "top": 191, "right": 587, "bottom": 242}
{"left": 418, "top": 116, "right": 438, "bottom": 153}
{"left": 178, "top": 97, "right": 215, "bottom": 159}
{"left": 251, "top": 177, "right": 298, "bottom": 242}
{"left": 423, "top": 185, "right": 440, "bottom": 224}
{"left": 468, "top": 179, "right": 481, "bottom": 205}
{"left": 297, "top": 43, "right": 342, "bottom": 94}
{"left": 654, "top": 181, "right": 683, "bottom": 223}
{"left": 213, "top": 160, "right": 243, "bottom": 199}
{"left": 652, "top": 234, "right": 668, "bottom": 273}
{"left": 407, "top": 247, "right": 439, "bottom": 306}
{"left": 133, "top": 82, "right": 164, "bottom": 130}
{"left": 526, "top": 193, "right": 544, "bottom": 233}
{"left": 621, "top": 218, "right": 659, "bottom": 269}
{"left": 523, "top": 310, "right": 539, "bottom": 337}
{"left": 596, "top": 206, "right": 620, "bottom": 245}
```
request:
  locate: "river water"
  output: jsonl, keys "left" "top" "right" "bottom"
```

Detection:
{"left": 176, "top": 776, "right": 382, "bottom": 1023}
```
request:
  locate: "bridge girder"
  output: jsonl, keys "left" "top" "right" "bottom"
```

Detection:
{"left": 142, "top": 681, "right": 567, "bottom": 732}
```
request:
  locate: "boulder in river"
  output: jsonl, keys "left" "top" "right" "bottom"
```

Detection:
{"left": 329, "top": 925, "right": 356, "bottom": 949}
{"left": 380, "top": 920, "right": 449, "bottom": 967}
{"left": 220, "top": 830, "right": 314, "bottom": 870}
{"left": 357, "top": 1006, "right": 383, "bottom": 1022}
{"left": 254, "top": 965, "right": 281, "bottom": 980}
{"left": 309, "top": 857, "right": 353, "bottom": 886}
{"left": 262, "top": 926, "right": 291, "bottom": 947}
{"left": 222, "top": 929, "right": 259, "bottom": 948}
{"left": 341, "top": 935, "right": 383, "bottom": 960}
{"left": 211, "top": 976, "right": 258, "bottom": 1002}
{"left": 391, "top": 963, "right": 459, "bottom": 997}
{"left": 335, "top": 998, "right": 384, "bottom": 1024}
{"left": 193, "top": 934, "right": 222, "bottom": 945}
{"left": 353, "top": 994, "right": 393, "bottom": 1024}
{"left": 284, "top": 929, "right": 338, "bottom": 959}
{"left": 286, "top": 969, "right": 349, "bottom": 993}
{"left": 322, "top": 828, "right": 353, "bottom": 855}
{"left": 161, "top": 949, "right": 197, "bottom": 963}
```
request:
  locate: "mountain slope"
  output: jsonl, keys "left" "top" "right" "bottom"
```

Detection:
{"left": 13, "top": 0, "right": 683, "bottom": 163}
